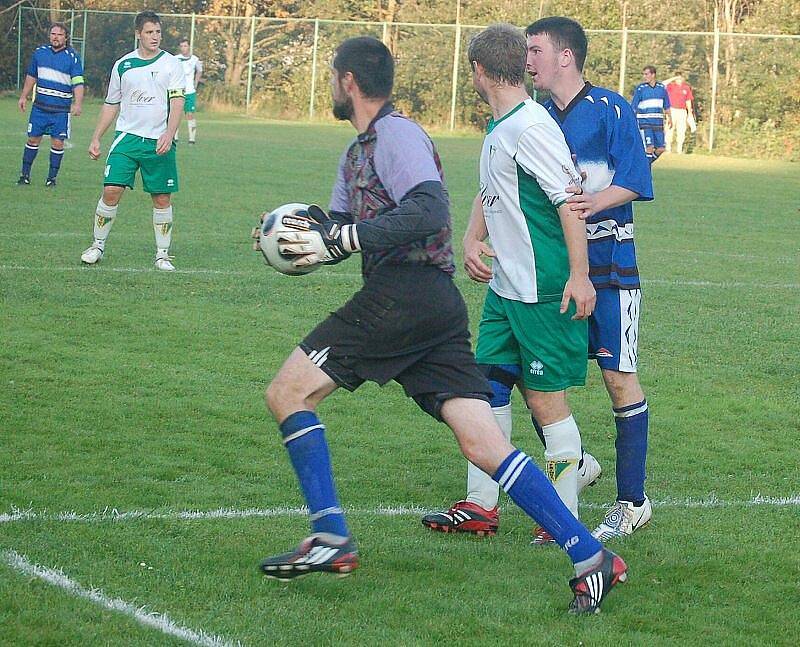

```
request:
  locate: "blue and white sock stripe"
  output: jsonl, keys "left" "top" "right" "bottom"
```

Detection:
{"left": 496, "top": 451, "right": 532, "bottom": 493}
{"left": 282, "top": 423, "right": 324, "bottom": 445}
{"left": 613, "top": 400, "right": 648, "bottom": 419}
{"left": 309, "top": 506, "right": 343, "bottom": 521}
{"left": 50, "top": 148, "right": 65, "bottom": 155}
{"left": 25, "top": 144, "right": 39, "bottom": 151}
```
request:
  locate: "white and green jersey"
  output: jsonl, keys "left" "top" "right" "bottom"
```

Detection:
{"left": 176, "top": 54, "right": 201, "bottom": 94}
{"left": 480, "top": 98, "right": 581, "bottom": 303}
{"left": 104, "top": 50, "right": 185, "bottom": 140}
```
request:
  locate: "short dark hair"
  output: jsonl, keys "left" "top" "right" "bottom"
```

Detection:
{"left": 467, "top": 24, "right": 526, "bottom": 85}
{"left": 179, "top": 37, "right": 189, "bottom": 45}
{"left": 135, "top": 10, "right": 161, "bottom": 32}
{"left": 333, "top": 37, "right": 394, "bottom": 99}
{"left": 525, "top": 16, "right": 588, "bottom": 72}
{"left": 643, "top": 65, "right": 656, "bottom": 75}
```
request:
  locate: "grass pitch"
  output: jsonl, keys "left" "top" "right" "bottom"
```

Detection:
{"left": 1, "top": 97, "right": 798, "bottom": 646}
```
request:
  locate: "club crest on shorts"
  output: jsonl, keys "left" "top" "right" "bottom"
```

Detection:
{"left": 529, "top": 360, "right": 544, "bottom": 376}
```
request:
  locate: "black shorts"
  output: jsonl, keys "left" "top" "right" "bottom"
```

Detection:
{"left": 300, "top": 264, "right": 491, "bottom": 419}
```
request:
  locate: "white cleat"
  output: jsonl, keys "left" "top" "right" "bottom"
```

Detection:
{"left": 154, "top": 255, "right": 176, "bottom": 271}
{"left": 577, "top": 452, "right": 602, "bottom": 494}
{"left": 80, "top": 245, "right": 103, "bottom": 264}
{"left": 593, "top": 496, "right": 652, "bottom": 541}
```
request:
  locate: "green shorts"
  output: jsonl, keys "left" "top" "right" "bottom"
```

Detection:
{"left": 184, "top": 92, "right": 197, "bottom": 113}
{"left": 104, "top": 132, "right": 179, "bottom": 194}
{"left": 475, "top": 288, "right": 588, "bottom": 391}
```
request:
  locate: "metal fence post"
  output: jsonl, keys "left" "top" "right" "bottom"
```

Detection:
{"left": 618, "top": 1, "right": 628, "bottom": 95}
{"left": 309, "top": 18, "right": 320, "bottom": 120}
{"left": 448, "top": 3, "right": 462, "bottom": 131}
{"left": 81, "top": 9, "right": 87, "bottom": 64}
{"left": 246, "top": 15, "right": 256, "bottom": 112}
{"left": 709, "top": 8, "right": 720, "bottom": 152}
{"left": 17, "top": 6, "right": 23, "bottom": 89}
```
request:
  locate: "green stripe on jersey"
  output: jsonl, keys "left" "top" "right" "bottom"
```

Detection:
{"left": 117, "top": 50, "right": 166, "bottom": 78}
{"left": 516, "top": 163, "right": 569, "bottom": 302}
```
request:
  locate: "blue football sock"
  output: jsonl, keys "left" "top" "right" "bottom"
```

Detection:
{"left": 21, "top": 143, "right": 38, "bottom": 176}
{"left": 614, "top": 399, "right": 649, "bottom": 503}
{"left": 48, "top": 147, "right": 64, "bottom": 179}
{"left": 279, "top": 410, "right": 349, "bottom": 538}
{"left": 493, "top": 449, "right": 601, "bottom": 564}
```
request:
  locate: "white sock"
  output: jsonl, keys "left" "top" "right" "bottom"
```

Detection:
{"left": 188, "top": 120, "right": 196, "bottom": 142}
{"left": 465, "top": 404, "right": 512, "bottom": 510}
{"left": 542, "top": 414, "right": 582, "bottom": 519}
{"left": 153, "top": 206, "right": 173, "bottom": 257}
{"left": 93, "top": 199, "right": 117, "bottom": 249}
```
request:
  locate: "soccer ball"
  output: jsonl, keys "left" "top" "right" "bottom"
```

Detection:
{"left": 256, "top": 203, "right": 320, "bottom": 276}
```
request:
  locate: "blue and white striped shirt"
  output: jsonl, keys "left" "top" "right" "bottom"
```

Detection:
{"left": 630, "top": 82, "right": 670, "bottom": 128}
{"left": 26, "top": 45, "right": 84, "bottom": 114}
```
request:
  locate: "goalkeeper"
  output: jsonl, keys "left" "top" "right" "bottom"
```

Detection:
{"left": 255, "top": 35, "right": 628, "bottom": 615}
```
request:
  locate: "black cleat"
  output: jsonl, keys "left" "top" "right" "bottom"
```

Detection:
{"left": 569, "top": 548, "right": 628, "bottom": 614}
{"left": 45, "top": 177, "right": 57, "bottom": 187}
{"left": 260, "top": 533, "right": 358, "bottom": 581}
{"left": 17, "top": 175, "right": 31, "bottom": 185}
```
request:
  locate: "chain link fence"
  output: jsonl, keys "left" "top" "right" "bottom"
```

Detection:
{"left": 9, "top": 7, "right": 800, "bottom": 159}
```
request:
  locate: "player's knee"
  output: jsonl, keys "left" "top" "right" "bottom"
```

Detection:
{"left": 27, "top": 136, "right": 42, "bottom": 147}
{"left": 151, "top": 194, "right": 171, "bottom": 209}
{"left": 602, "top": 369, "right": 645, "bottom": 406}
{"left": 51, "top": 139, "right": 64, "bottom": 150}
{"left": 265, "top": 378, "right": 294, "bottom": 418}
{"left": 645, "top": 145, "right": 655, "bottom": 155}
{"left": 102, "top": 186, "right": 123, "bottom": 205}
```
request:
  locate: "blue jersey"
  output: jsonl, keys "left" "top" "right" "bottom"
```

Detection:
{"left": 545, "top": 83, "right": 653, "bottom": 290}
{"left": 630, "top": 82, "right": 670, "bottom": 128}
{"left": 26, "top": 45, "right": 84, "bottom": 114}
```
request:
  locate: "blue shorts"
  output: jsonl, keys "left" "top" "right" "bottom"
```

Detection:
{"left": 639, "top": 127, "right": 665, "bottom": 150}
{"left": 588, "top": 288, "right": 642, "bottom": 372}
{"left": 28, "top": 106, "right": 70, "bottom": 140}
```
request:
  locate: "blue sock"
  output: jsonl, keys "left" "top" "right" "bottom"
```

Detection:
{"left": 21, "top": 144, "right": 38, "bottom": 176}
{"left": 493, "top": 449, "right": 601, "bottom": 564}
{"left": 279, "top": 410, "right": 349, "bottom": 537}
{"left": 48, "top": 147, "right": 64, "bottom": 179}
{"left": 614, "top": 400, "right": 649, "bottom": 503}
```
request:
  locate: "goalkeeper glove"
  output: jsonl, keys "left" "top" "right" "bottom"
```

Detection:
{"left": 278, "top": 205, "right": 360, "bottom": 267}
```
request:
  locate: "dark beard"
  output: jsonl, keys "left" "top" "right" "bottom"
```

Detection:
{"left": 332, "top": 97, "right": 354, "bottom": 121}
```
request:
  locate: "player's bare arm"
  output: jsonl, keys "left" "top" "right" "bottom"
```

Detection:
{"left": 157, "top": 96, "right": 184, "bottom": 154}
{"left": 557, "top": 202, "right": 595, "bottom": 319}
{"left": 463, "top": 193, "right": 494, "bottom": 283}
{"left": 88, "top": 103, "right": 120, "bottom": 159}
{"left": 18, "top": 75, "right": 36, "bottom": 111}
{"left": 566, "top": 185, "right": 639, "bottom": 220}
{"left": 71, "top": 85, "right": 84, "bottom": 117}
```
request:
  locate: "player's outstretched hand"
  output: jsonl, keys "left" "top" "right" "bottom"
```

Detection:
{"left": 463, "top": 237, "right": 494, "bottom": 283}
{"left": 561, "top": 274, "right": 596, "bottom": 320}
{"left": 88, "top": 139, "right": 101, "bottom": 160}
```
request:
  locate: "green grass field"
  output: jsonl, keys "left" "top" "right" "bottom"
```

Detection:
{"left": 1, "top": 96, "right": 798, "bottom": 646}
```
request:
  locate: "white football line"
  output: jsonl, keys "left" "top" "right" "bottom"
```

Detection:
{"left": 1, "top": 495, "right": 797, "bottom": 525}
{"left": 0, "top": 264, "right": 797, "bottom": 290}
{"left": 2, "top": 550, "right": 241, "bottom": 647}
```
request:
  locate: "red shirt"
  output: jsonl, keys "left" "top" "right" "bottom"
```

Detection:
{"left": 666, "top": 82, "right": 694, "bottom": 109}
